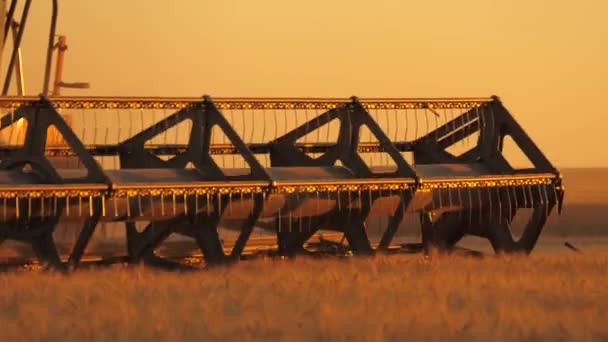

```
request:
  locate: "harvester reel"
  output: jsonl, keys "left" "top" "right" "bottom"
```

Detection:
{"left": 0, "top": 95, "right": 564, "bottom": 269}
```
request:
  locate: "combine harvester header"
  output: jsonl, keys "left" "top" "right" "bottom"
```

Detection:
{"left": 0, "top": 0, "right": 564, "bottom": 270}
{"left": 0, "top": 95, "right": 564, "bottom": 269}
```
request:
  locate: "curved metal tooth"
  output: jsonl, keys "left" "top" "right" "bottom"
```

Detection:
{"left": 277, "top": 207, "right": 282, "bottom": 233}
{"left": 496, "top": 186, "right": 502, "bottom": 224}
{"left": 456, "top": 186, "right": 463, "bottom": 220}
{"left": 511, "top": 185, "right": 519, "bottom": 211}
{"left": 477, "top": 187, "right": 483, "bottom": 224}
{"left": 101, "top": 195, "right": 106, "bottom": 217}
{"left": 42, "top": 197, "right": 46, "bottom": 219}
{"left": 172, "top": 193, "right": 177, "bottom": 216}
{"left": 113, "top": 193, "right": 119, "bottom": 217}
{"left": 206, "top": 193, "right": 211, "bottom": 216}
{"left": 194, "top": 193, "right": 199, "bottom": 215}
{"left": 337, "top": 189, "right": 342, "bottom": 210}
{"left": 160, "top": 194, "right": 165, "bottom": 216}
{"left": 505, "top": 186, "right": 513, "bottom": 223}
{"left": 467, "top": 187, "right": 473, "bottom": 225}
{"left": 126, "top": 195, "right": 131, "bottom": 217}
{"left": 486, "top": 186, "right": 492, "bottom": 222}
{"left": 228, "top": 192, "right": 232, "bottom": 216}
{"left": 182, "top": 193, "right": 188, "bottom": 216}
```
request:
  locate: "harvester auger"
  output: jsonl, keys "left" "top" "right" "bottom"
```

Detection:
{"left": 0, "top": 95, "right": 564, "bottom": 270}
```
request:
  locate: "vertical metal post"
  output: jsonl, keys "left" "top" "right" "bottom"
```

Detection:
{"left": 51, "top": 35, "right": 67, "bottom": 96}
{"left": 42, "top": 0, "right": 58, "bottom": 96}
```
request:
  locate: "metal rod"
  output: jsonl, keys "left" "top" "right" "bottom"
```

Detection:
{"left": 51, "top": 35, "right": 67, "bottom": 96}
{"left": 2, "top": 0, "right": 31, "bottom": 96}
{"left": 42, "top": 0, "right": 58, "bottom": 96}
{"left": 2, "top": 0, "right": 18, "bottom": 45}
{"left": 10, "top": 21, "right": 25, "bottom": 95}
{"left": 0, "top": 96, "right": 494, "bottom": 109}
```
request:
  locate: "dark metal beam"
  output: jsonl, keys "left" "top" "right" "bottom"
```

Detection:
{"left": 2, "top": 0, "right": 31, "bottom": 96}
{"left": 42, "top": 0, "right": 58, "bottom": 96}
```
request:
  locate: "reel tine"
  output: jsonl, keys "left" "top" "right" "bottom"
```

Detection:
{"left": 206, "top": 192, "right": 211, "bottom": 217}
{"left": 278, "top": 207, "right": 282, "bottom": 233}
{"left": 316, "top": 190, "right": 322, "bottom": 226}
{"left": 424, "top": 105, "right": 430, "bottom": 138}
{"left": 403, "top": 107, "right": 408, "bottom": 142}
{"left": 101, "top": 195, "right": 106, "bottom": 217}
{"left": 261, "top": 109, "right": 267, "bottom": 146}
{"left": 126, "top": 194, "right": 131, "bottom": 218}
{"left": 195, "top": 193, "right": 199, "bottom": 215}
{"left": 449, "top": 107, "right": 457, "bottom": 146}
{"left": 467, "top": 186, "right": 473, "bottom": 226}
{"left": 496, "top": 186, "right": 502, "bottom": 224}
{"left": 441, "top": 107, "right": 449, "bottom": 142}
{"left": 149, "top": 195, "right": 155, "bottom": 218}
{"left": 115, "top": 109, "right": 121, "bottom": 169}
{"left": 273, "top": 108, "right": 279, "bottom": 142}
{"left": 552, "top": 181, "right": 559, "bottom": 212}
{"left": 228, "top": 192, "right": 233, "bottom": 217}
{"left": 542, "top": 183, "right": 550, "bottom": 218}
{"left": 413, "top": 108, "right": 418, "bottom": 140}
{"left": 41, "top": 196, "right": 46, "bottom": 219}
{"left": 477, "top": 187, "right": 483, "bottom": 224}
{"left": 434, "top": 107, "right": 440, "bottom": 142}
{"left": 358, "top": 188, "right": 362, "bottom": 216}
{"left": 163, "top": 108, "right": 169, "bottom": 147}
{"left": 437, "top": 186, "right": 443, "bottom": 209}
{"left": 505, "top": 186, "right": 513, "bottom": 223}
{"left": 446, "top": 185, "right": 452, "bottom": 211}
{"left": 511, "top": 185, "right": 519, "bottom": 214}
{"left": 183, "top": 193, "right": 188, "bottom": 216}
{"left": 160, "top": 193, "right": 165, "bottom": 217}
{"left": 218, "top": 193, "right": 223, "bottom": 215}
{"left": 249, "top": 109, "right": 254, "bottom": 146}
{"left": 139, "top": 194, "right": 144, "bottom": 217}
{"left": 486, "top": 186, "right": 492, "bottom": 222}
{"left": 348, "top": 188, "right": 352, "bottom": 222}
{"left": 537, "top": 183, "right": 545, "bottom": 210}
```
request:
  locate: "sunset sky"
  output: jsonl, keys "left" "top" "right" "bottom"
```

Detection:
{"left": 3, "top": 0, "right": 607, "bottom": 168}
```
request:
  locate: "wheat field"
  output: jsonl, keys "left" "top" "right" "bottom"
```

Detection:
{"left": 0, "top": 253, "right": 606, "bottom": 341}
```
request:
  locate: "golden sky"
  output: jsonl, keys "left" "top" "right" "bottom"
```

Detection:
{"left": 5, "top": 0, "right": 608, "bottom": 167}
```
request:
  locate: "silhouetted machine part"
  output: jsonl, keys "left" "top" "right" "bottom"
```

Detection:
{"left": 0, "top": 95, "right": 564, "bottom": 269}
